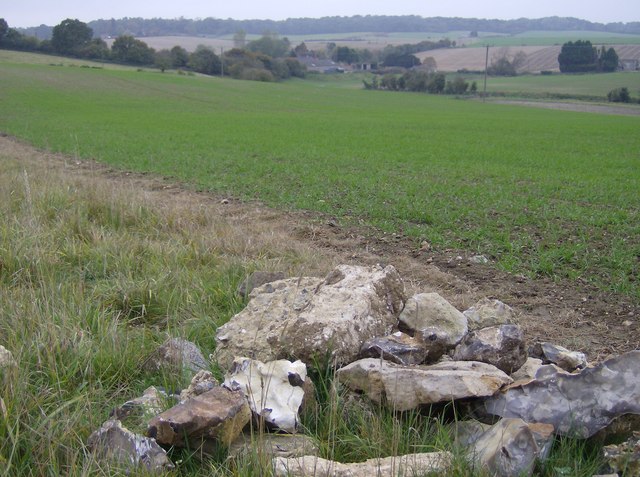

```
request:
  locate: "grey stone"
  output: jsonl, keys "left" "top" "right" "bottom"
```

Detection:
{"left": 143, "top": 337, "right": 209, "bottom": 376}
{"left": 148, "top": 387, "right": 250, "bottom": 447}
{"left": 111, "top": 387, "right": 168, "bottom": 434}
{"left": 228, "top": 433, "right": 319, "bottom": 460}
{"left": 469, "top": 418, "right": 555, "bottom": 477}
{"left": 223, "top": 357, "right": 307, "bottom": 433}
{"left": 180, "top": 370, "right": 219, "bottom": 402}
{"left": 398, "top": 293, "right": 468, "bottom": 352}
{"left": 510, "top": 357, "right": 544, "bottom": 382}
{"left": 483, "top": 351, "right": 640, "bottom": 438}
{"left": 336, "top": 358, "right": 512, "bottom": 411}
{"left": 273, "top": 452, "right": 452, "bottom": 477}
{"left": 463, "top": 298, "right": 515, "bottom": 331}
{"left": 87, "top": 419, "right": 173, "bottom": 473}
{"left": 237, "top": 271, "right": 286, "bottom": 298}
{"left": 214, "top": 265, "right": 406, "bottom": 369}
{"left": 529, "top": 341, "right": 587, "bottom": 371}
{"left": 358, "top": 331, "right": 428, "bottom": 365}
{"left": 602, "top": 432, "right": 640, "bottom": 477}
{"left": 452, "top": 324, "right": 527, "bottom": 374}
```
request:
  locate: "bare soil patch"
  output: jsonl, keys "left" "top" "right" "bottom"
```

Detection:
{"left": 3, "top": 135, "right": 637, "bottom": 362}
{"left": 490, "top": 99, "right": 640, "bottom": 116}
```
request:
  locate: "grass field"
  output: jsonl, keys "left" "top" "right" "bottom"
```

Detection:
{"left": 0, "top": 53, "right": 639, "bottom": 303}
{"left": 471, "top": 30, "right": 640, "bottom": 47}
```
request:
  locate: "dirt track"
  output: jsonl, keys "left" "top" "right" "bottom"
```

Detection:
{"left": 3, "top": 135, "right": 638, "bottom": 362}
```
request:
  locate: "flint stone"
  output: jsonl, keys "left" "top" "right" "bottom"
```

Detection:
{"left": 223, "top": 357, "right": 307, "bottom": 433}
{"left": 398, "top": 293, "right": 468, "bottom": 351}
{"left": 215, "top": 265, "right": 406, "bottom": 369}
{"left": 358, "top": 331, "right": 428, "bottom": 365}
{"left": 602, "top": 432, "right": 640, "bottom": 477}
{"left": 463, "top": 298, "right": 515, "bottom": 331}
{"left": 470, "top": 418, "right": 554, "bottom": 477}
{"left": 237, "top": 271, "right": 286, "bottom": 298}
{"left": 483, "top": 351, "right": 640, "bottom": 438}
{"left": 88, "top": 419, "right": 173, "bottom": 473}
{"left": 228, "top": 433, "right": 319, "bottom": 460}
{"left": 336, "top": 358, "right": 512, "bottom": 411}
{"left": 180, "top": 370, "right": 219, "bottom": 402}
{"left": 273, "top": 452, "right": 452, "bottom": 477}
{"left": 148, "top": 387, "right": 250, "bottom": 447}
{"left": 143, "top": 337, "right": 209, "bottom": 376}
{"left": 529, "top": 342, "right": 587, "bottom": 371}
{"left": 452, "top": 324, "right": 527, "bottom": 374}
{"left": 510, "top": 358, "right": 544, "bottom": 382}
{"left": 111, "top": 386, "right": 167, "bottom": 434}
{"left": 0, "top": 345, "right": 16, "bottom": 369}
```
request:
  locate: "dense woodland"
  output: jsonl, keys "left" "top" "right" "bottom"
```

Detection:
{"left": 18, "top": 15, "right": 640, "bottom": 40}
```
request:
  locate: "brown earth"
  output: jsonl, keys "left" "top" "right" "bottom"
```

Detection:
{"left": 488, "top": 99, "right": 640, "bottom": 116}
{"left": 2, "top": 135, "right": 637, "bottom": 363}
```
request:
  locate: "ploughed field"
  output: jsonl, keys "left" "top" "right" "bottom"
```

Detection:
{"left": 0, "top": 53, "right": 638, "bottom": 302}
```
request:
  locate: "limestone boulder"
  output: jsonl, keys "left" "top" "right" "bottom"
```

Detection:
{"left": 111, "top": 387, "right": 168, "bottom": 434}
{"left": 398, "top": 293, "right": 467, "bottom": 354}
{"left": 228, "top": 433, "right": 319, "bottom": 460}
{"left": 336, "top": 358, "right": 512, "bottom": 411}
{"left": 358, "top": 332, "right": 429, "bottom": 365}
{"left": 273, "top": 452, "right": 452, "bottom": 477}
{"left": 463, "top": 298, "right": 515, "bottom": 331}
{"left": 510, "top": 357, "right": 544, "bottom": 382}
{"left": 529, "top": 341, "right": 587, "bottom": 372}
{"left": 602, "top": 432, "right": 640, "bottom": 477}
{"left": 452, "top": 324, "right": 527, "bottom": 374}
{"left": 214, "top": 265, "right": 406, "bottom": 369}
{"left": 148, "top": 387, "right": 250, "bottom": 447}
{"left": 143, "top": 338, "right": 209, "bottom": 377}
{"left": 223, "top": 357, "right": 307, "bottom": 433}
{"left": 88, "top": 419, "right": 173, "bottom": 473}
{"left": 236, "top": 271, "right": 286, "bottom": 298}
{"left": 483, "top": 351, "right": 640, "bottom": 438}
{"left": 180, "top": 370, "right": 219, "bottom": 402}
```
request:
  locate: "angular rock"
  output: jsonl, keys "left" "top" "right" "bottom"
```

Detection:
{"left": 228, "top": 433, "right": 319, "bottom": 460}
{"left": 111, "top": 387, "right": 168, "bottom": 434}
{"left": 0, "top": 345, "right": 16, "bottom": 369}
{"left": 88, "top": 419, "right": 173, "bottom": 473}
{"left": 223, "top": 357, "right": 307, "bottom": 433}
{"left": 529, "top": 342, "right": 587, "bottom": 372}
{"left": 358, "top": 331, "right": 428, "bottom": 365}
{"left": 470, "top": 418, "right": 554, "bottom": 477}
{"left": 180, "top": 370, "right": 219, "bottom": 402}
{"left": 483, "top": 351, "right": 640, "bottom": 438}
{"left": 273, "top": 452, "right": 452, "bottom": 477}
{"left": 148, "top": 387, "right": 250, "bottom": 447}
{"left": 602, "top": 432, "right": 640, "bottom": 477}
{"left": 463, "top": 298, "right": 515, "bottom": 331}
{"left": 398, "top": 293, "right": 467, "bottom": 352}
{"left": 214, "top": 265, "right": 406, "bottom": 369}
{"left": 510, "top": 357, "right": 544, "bottom": 382}
{"left": 143, "top": 337, "right": 209, "bottom": 376}
{"left": 336, "top": 358, "right": 512, "bottom": 411}
{"left": 237, "top": 271, "right": 286, "bottom": 298}
{"left": 452, "top": 324, "right": 527, "bottom": 374}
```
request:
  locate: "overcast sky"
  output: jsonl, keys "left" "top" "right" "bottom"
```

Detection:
{"left": 3, "top": 0, "right": 638, "bottom": 28}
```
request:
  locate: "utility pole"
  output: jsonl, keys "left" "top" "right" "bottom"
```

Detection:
{"left": 483, "top": 45, "right": 489, "bottom": 103}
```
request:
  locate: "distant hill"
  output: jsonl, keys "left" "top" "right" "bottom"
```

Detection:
{"left": 18, "top": 15, "right": 640, "bottom": 40}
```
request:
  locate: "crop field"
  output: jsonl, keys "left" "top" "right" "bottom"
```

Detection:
{"left": 470, "top": 30, "right": 640, "bottom": 47}
{"left": 0, "top": 54, "right": 639, "bottom": 301}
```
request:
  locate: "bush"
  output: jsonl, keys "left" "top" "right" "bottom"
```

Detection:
{"left": 607, "top": 87, "right": 631, "bottom": 103}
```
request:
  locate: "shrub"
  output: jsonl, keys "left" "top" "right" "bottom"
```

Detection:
{"left": 607, "top": 87, "right": 630, "bottom": 103}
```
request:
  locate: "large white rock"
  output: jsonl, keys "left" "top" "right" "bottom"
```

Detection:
{"left": 336, "top": 358, "right": 512, "bottom": 411}
{"left": 273, "top": 452, "right": 452, "bottom": 477}
{"left": 223, "top": 357, "right": 307, "bottom": 433}
{"left": 214, "top": 265, "right": 406, "bottom": 369}
{"left": 398, "top": 293, "right": 468, "bottom": 352}
{"left": 452, "top": 324, "right": 527, "bottom": 373}
{"left": 463, "top": 298, "right": 515, "bottom": 331}
{"left": 483, "top": 351, "right": 640, "bottom": 438}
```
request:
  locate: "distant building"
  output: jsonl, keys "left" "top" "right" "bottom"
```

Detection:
{"left": 296, "top": 55, "right": 343, "bottom": 73}
{"left": 620, "top": 59, "right": 639, "bottom": 71}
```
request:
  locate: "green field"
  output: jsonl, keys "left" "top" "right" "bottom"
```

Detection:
{"left": 1, "top": 53, "right": 639, "bottom": 300}
{"left": 471, "top": 30, "right": 640, "bottom": 47}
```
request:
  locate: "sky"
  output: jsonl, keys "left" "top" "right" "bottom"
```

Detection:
{"left": 3, "top": 0, "right": 639, "bottom": 28}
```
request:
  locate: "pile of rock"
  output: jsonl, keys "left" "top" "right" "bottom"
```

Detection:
{"left": 85, "top": 265, "right": 640, "bottom": 476}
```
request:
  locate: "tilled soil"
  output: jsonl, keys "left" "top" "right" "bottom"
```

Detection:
{"left": 3, "top": 135, "right": 637, "bottom": 362}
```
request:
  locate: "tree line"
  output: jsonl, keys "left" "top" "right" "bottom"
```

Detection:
{"left": 0, "top": 18, "right": 306, "bottom": 82}
{"left": 17, "top": 15, "right": 640, "bottom": 40}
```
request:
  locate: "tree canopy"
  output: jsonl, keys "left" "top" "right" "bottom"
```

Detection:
{"left": 51, "top": 18, "right": 93, "bottom": 55}
{"left": 558, "top": 40, "right": 619, "bottom": 73}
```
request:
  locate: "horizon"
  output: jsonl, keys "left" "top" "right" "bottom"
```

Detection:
{"left": 3, "top": 0, "right": 638, "bottom": 29}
